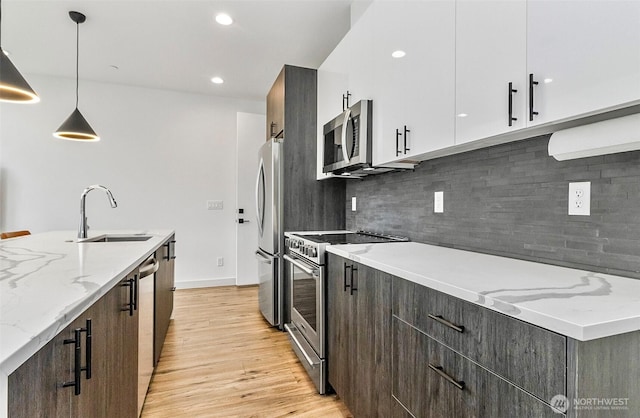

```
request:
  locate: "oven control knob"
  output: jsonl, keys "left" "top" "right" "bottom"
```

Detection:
{"left": 303, "top": 245, "right": 310, "bottom": 256}
{"left": 285, "top": 238, "right": 290, "bottom": 247}
{"left": 291, "top": 240, "right": 299, "bottom": 249}
{"left": 310, "top": 247, "right": 318, "bottom": 258}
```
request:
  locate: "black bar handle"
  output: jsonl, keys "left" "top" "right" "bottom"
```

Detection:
{"left": 529, "top": 73, "right": 539, "bottom": 121}
{"left": 350, "top": 266, "right": 358, "bottom": 295}
{"left": 428, "top": 364, "right": 465, "bottom": 390}
{"left": 81, "top": 319, "right": 92, "bottom": 379}
{"left": 428, "top": 314, "right": 465, "bottom": 333}
{"left": 343, "top": 263, "right": 351, "bottom": 291}
{"left": 122, "top": 278, "right": 135, "bottom": 316}
{"left": 164, "top": 240, "right": 177, "bottom": 260}
{"left": 396, "top": 129, "right": 402, "bottom": 156}
{"left": 508, "top": 82, "right": 518, "bottom": 127}
{"left": 63, "top": 328, "right": 82, "bottom": 396}
{"left": 133, "top": 274, "right": 139, "bottom": 312}
{"left": 342, "top": 90, "right": 351, "bottom": 111}
{"left": 403, "top": 125, "right": 410, "bottom": 154}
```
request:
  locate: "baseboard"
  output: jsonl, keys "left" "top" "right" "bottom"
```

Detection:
{"left": 175, "top": 277, "right": 236, "bottom": 289}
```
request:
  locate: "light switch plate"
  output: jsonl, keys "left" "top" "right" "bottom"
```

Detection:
{"left": 351, "top": 196, "right": 357, "bottom": 212}
{"left": 434, "top": 191, "right": 444, "bottom": 213}
{"left": 207, "top": 200, "right": 223, "bottom": 210}
{"left": 568, "top": 182, "right": 590, "bottom": 216}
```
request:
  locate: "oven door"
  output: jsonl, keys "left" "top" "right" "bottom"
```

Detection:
{"left": 284, "top": 254, "right": 324, "bottom": 357}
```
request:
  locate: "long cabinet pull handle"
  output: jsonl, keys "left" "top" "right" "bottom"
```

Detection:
{"left": 529, "top": 73, "right": 539, "bottom": 121}
{"left": 428, "top": 364, "right": 465, "bottom": 390}
{"left": 343, "top": 263, "right": 351, "bottom": 291}
{"left": 81, "top": 319, "right": 92, "bottom": 379}
{"left": 395, "top": 129, "right": 402, "bottom": 156}
{"left": 350, "top": 266, "right": 358, "bottom": 295}
{"left": 122, "top": 278, "right": 135, "bottom": 316}
{"left": 508, "top": 82, "right": 518, "bottom": 127}
{"left": 403, "top": 125, "right": 410, "bottom": 154}
{"left": 133, "top": 274, "right": 139, "bottom": 312}
{"left": 342, "top": 90, "right": 351, "bottom": 111}
{"left": 428, "top": 314, "right": 465, "bottom": 333}
{"left": 63, "top": 328, "right": 83, "bottom": 396}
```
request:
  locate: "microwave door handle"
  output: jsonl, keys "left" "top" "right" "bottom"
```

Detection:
{"left": 340, "top": 108, "right": 352, "bottom": 164}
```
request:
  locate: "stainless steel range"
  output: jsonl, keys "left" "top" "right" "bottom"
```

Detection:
{"left": 283, "top": 230, "right": 408, "bottom": 394}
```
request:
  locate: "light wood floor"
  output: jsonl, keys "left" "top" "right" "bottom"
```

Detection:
{"left": 141, "top": 286, "right": 352, "bottom": 418}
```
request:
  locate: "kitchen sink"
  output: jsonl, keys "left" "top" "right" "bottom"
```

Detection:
{"left": 79, "top": 234, "right": 153, "bottom": 243}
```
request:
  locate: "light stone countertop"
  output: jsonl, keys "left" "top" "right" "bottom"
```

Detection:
{"left": 327, "top": 242, "right": 640, "bottom": 342}
{"left": 0, "top": 230, "right": 174, "bottom": 415}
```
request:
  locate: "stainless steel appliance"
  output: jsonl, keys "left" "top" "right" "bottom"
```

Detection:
{"left": 323, "top": 100, "right": 373, "bottom": 174}
{"left": 255, "top": 138, "right": 284, "bottom": 327}
{"left": 137, "top": 254, "right": 159, "bottom": 416}
{"left": 283, "top": 230, "right": 409, "bottom": 394}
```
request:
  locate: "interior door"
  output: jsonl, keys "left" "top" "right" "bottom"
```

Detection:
{"left": 237, "top": 112, "right": 265, "bottom": 285}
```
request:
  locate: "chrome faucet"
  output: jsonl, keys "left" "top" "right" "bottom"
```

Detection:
{"left": 78, "top": 185, "right": 118, "bottom": 239}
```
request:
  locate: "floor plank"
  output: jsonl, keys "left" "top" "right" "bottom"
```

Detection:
{"left": 141, "top": 286, "right": 352, "bottom": 418}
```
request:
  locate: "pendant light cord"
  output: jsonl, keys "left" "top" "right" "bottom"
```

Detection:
{"left": 75, "top": 20, "right": 79, "bottom": 109}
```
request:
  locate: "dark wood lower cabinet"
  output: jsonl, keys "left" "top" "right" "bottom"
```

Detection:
{"left": 327, "top": 254, "right": 392, "bottom": 417}
{"left": 154, "top": 235, "right": 175, "bottom": 365}
{"left": 392, "top": 317, "right": 558, "bottom": 417}
{"left": 8, "top": 273, "right": 139, "bottom": 418}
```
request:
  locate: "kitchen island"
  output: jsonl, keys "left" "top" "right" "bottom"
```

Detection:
{"left": 326, "top": 242, "right": 640, "bottom": 417}
{"left": 0, "top": 230, "right": 175, "bottom": 418}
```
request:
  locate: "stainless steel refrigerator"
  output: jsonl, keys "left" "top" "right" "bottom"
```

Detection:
{"left": 255, "top": 138, "right": 283, "bottom": 328}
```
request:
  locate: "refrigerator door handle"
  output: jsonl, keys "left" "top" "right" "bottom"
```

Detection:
{"left": 255, "top": 250, "right": 272, "bottom": 264}
{"left": 255, "top": 158, "right": 265, "bottom": 237}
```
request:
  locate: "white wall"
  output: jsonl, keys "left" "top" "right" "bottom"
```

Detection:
{"left": 0, "top": 74, "right": 264, "bottom": 286}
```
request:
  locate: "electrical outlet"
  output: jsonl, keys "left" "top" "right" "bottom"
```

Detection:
{"left": 207, "top": 200, "right": 223, "bottom": 210}
{"left": 217, "top": 257, "right": 224, "bottom": 267}
{"left": 434, "top": 191, "right": 444, "bottom": 213}
{"left": 351, "top": 196, "right": 357, "bottom": 212}
{"left": 568, "top": 182, "right": 590, "bottom": 216}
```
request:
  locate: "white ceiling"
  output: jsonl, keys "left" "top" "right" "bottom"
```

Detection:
{"left": 2, "top": 0, "right": 353, "bottom": 101}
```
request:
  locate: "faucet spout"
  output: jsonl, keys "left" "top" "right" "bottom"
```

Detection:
{"left": 78, "top": 185, "right": 118, "bottom": 239}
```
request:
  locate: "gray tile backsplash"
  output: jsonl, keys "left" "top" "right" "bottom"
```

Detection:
{"left": 346, "top": 135, "right": 640, "bottom": 279}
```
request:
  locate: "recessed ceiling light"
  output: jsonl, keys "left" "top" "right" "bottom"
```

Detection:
{"left": 215, "top": 13, "right": 233, "bottom": 26}
{"left": 457, "top": 113, "right": 468, "bottom": 118}
{"left": 544, "top": 78, "right": 553, "bottom": 84}
{"left": 211, "top": 77, "right": 224, "bottom": 84}
{"left": 391, "top": 50, "right": 406, "bottom": 58}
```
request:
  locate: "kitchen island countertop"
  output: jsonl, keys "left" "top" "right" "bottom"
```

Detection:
{"left": 0, "top": 229, "right": 174, "bottom": 413}
{"left": 327, "top": 241, "right": 640, "bottom": 341}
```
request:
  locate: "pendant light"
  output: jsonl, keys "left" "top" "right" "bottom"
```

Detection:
{"left": 0, "top": 0, "right": 39, "bottom": 103}
{"left": 54, "top": 11, "right": 99, "bottom": 141}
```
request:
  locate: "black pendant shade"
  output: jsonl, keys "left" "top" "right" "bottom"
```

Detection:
{"left": 0, "top": 0, "right": 39, "bottom": 103}
{"left": 53, "top": 107, "right": 98, "bottom": 141}
{"left": 53, "top": 11, "right": 99, "bottom": 141}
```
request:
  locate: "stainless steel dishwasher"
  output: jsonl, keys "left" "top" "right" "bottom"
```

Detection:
{"left": 138, "top": 254, "right": 159, "bottom": 416}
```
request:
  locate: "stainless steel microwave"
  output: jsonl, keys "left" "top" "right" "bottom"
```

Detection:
{"left": 322, "top": 100, "right": 372, "bottom": 174}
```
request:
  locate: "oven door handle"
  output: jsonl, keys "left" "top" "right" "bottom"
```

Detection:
{"left": 283, "top": 254, "right": 318, "bottom": 276}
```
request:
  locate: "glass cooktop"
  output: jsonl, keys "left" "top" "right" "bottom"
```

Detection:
{"left": 301, "top": 231, "right": 408, "bottom": 245}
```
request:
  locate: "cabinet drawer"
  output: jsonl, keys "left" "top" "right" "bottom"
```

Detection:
{"left": 393, "top": 277, "right": 566, "bottom": 403}
{"left": 392, "top": 317, "right": 560, "bottom": 417}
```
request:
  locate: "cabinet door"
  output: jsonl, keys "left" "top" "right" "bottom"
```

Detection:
{"left": 8, "top": 326, "right": 72, "bottom": 417}
{"left": 326, "top": 254, "right": 355, "bottom": 407}
{"left": 155, "top": 237, "right": 175, "bottom": 365}
{"left": 266, "top": 68, "right": 285, "bottom": 140}
{"left": 527, "top": 0, "right": 640, "bottom": 126}
{"left": 352, "top": 263, "right": 392, "bottom": 418}
{"left": 373, "top": 0, "right": 455, "bottom": 165}
{"left": 455, "top": 0, "right": 526, "bottom": 145}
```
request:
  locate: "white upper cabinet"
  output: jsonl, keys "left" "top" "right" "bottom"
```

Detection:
{"left": 455, "top": 0, "right": 527, "bottom": 145}
{"left": 372, "top": 0, "right": 455, "bottom": 165}
{"left": 527, "top": 0, "right": 640, "bottom": 126}
{"left": 316, "top": 5, "right": 375, "bottom": 179}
